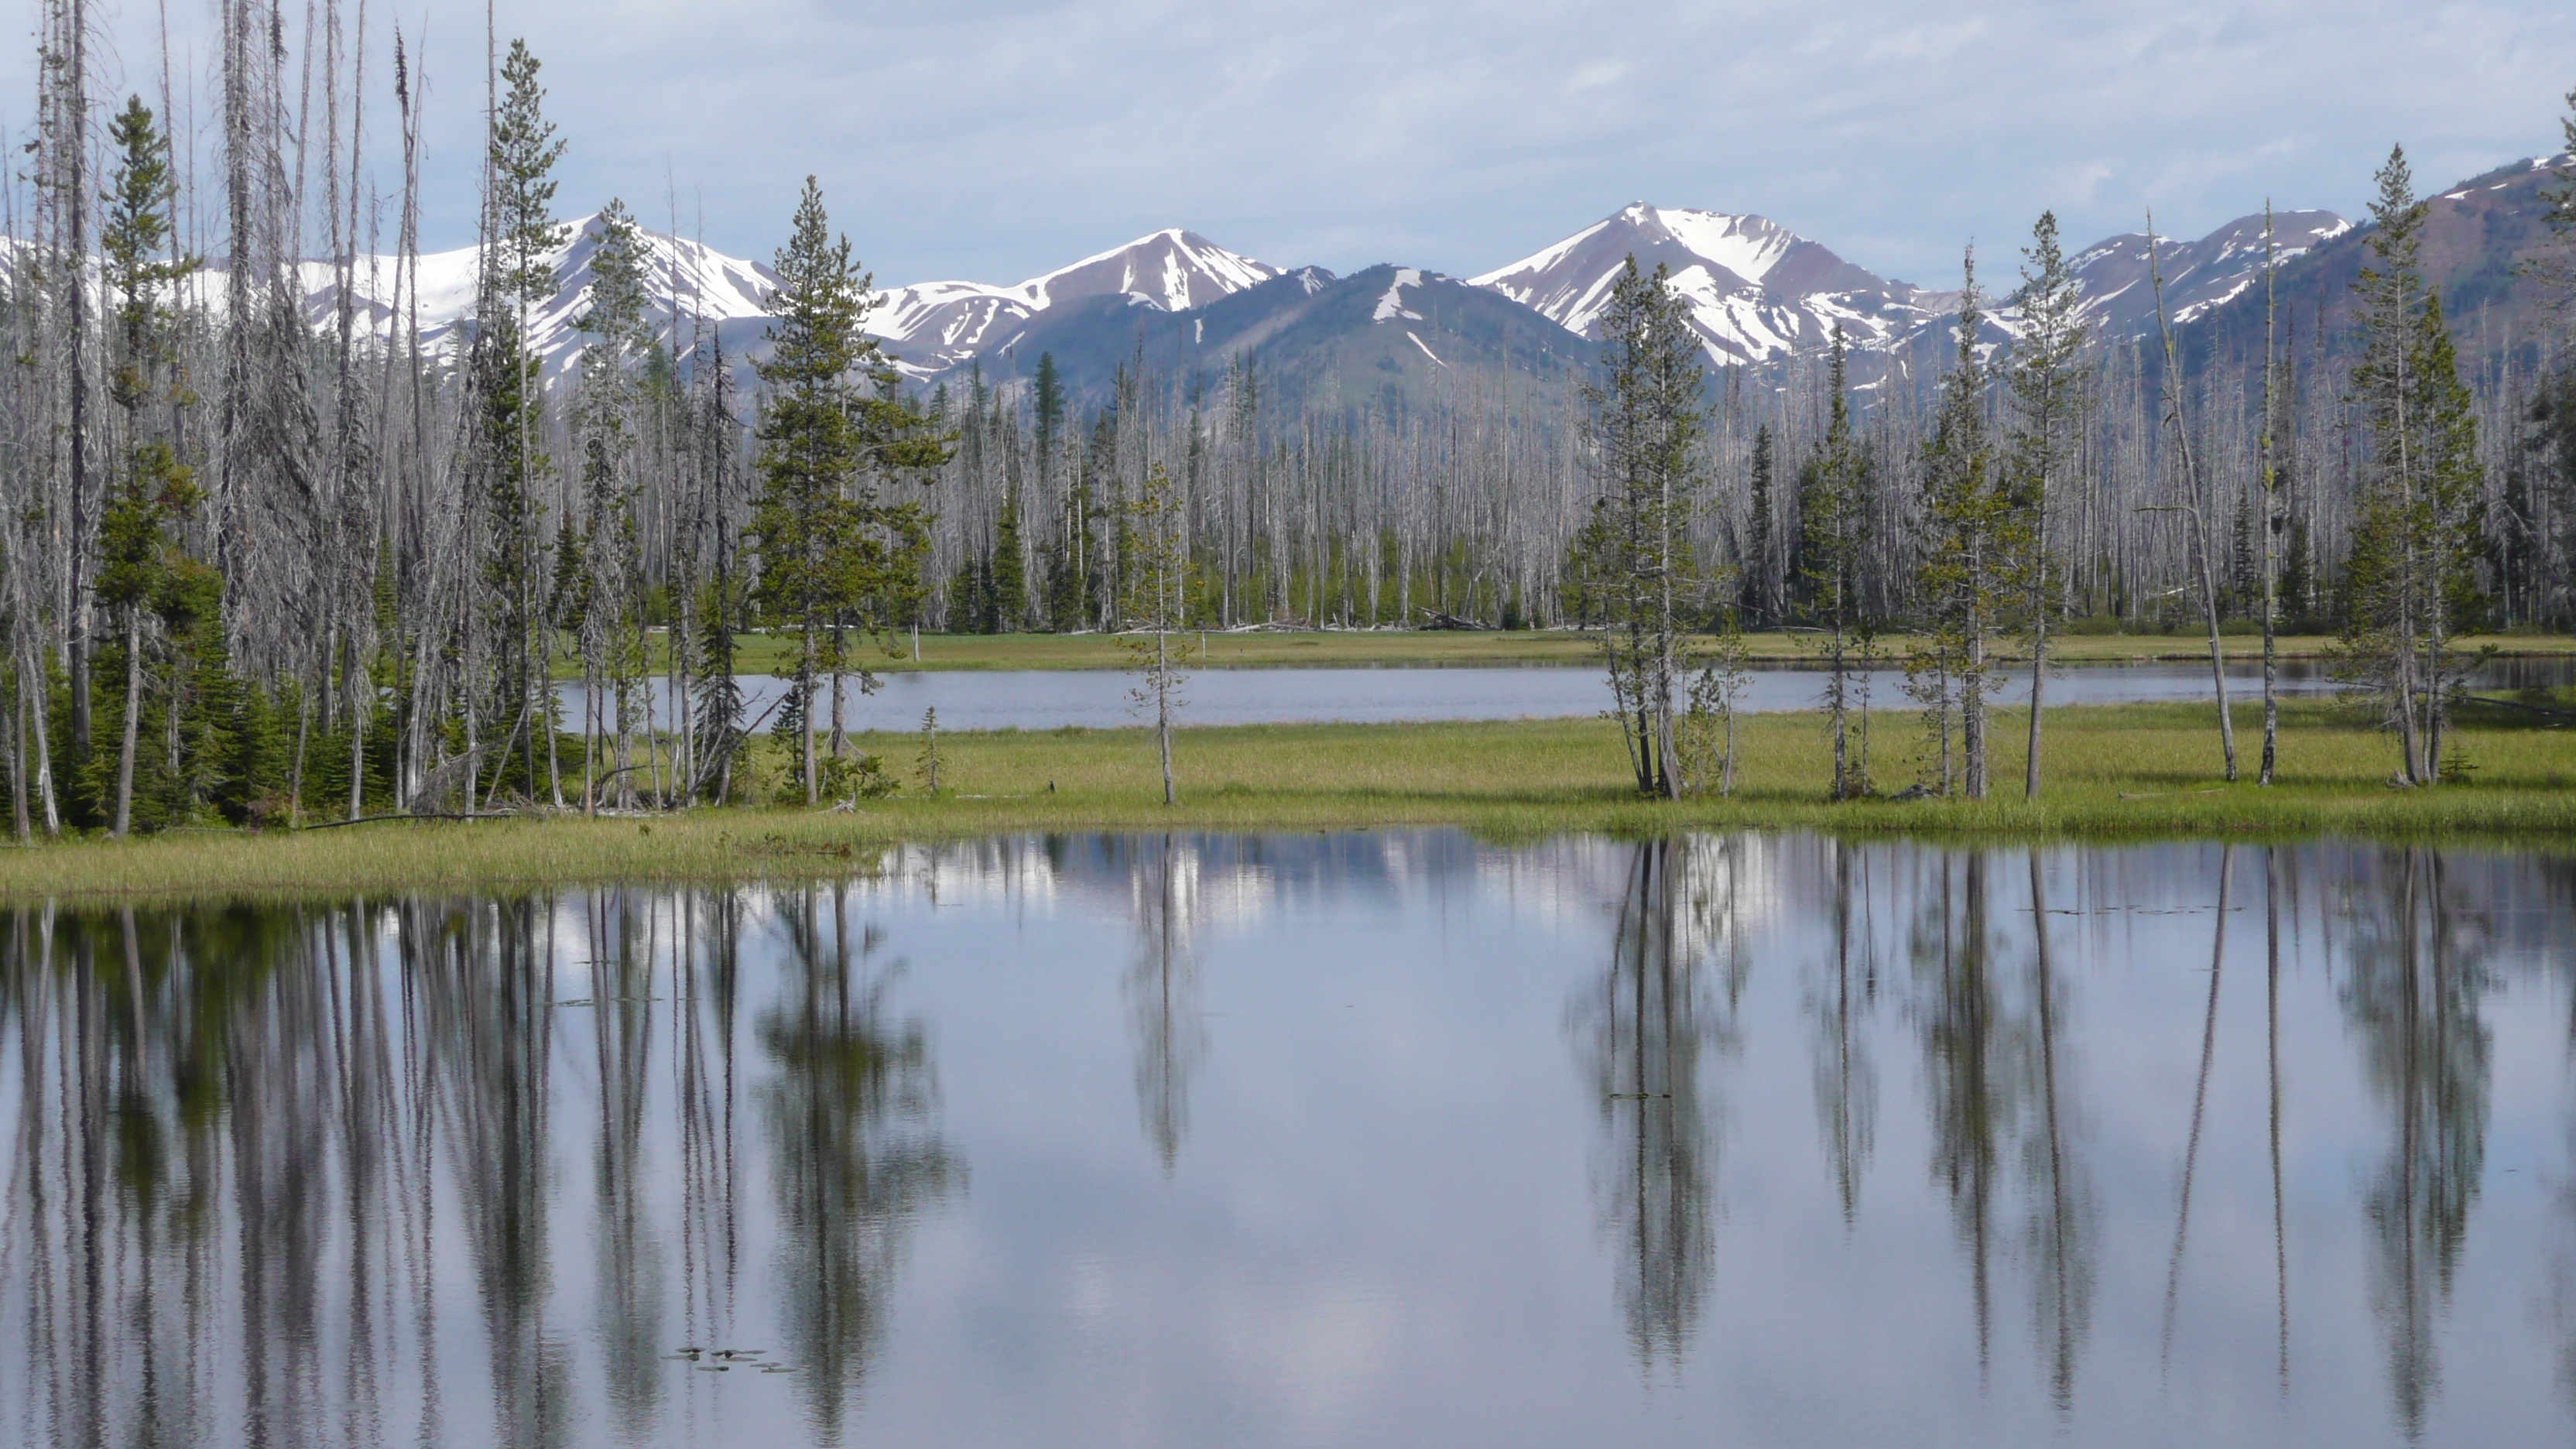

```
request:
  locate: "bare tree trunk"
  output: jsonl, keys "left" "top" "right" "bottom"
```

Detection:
{"left": 111, "top": 611, "right": 140, "bottom": 837}
{"left": 2258, "top": 208, "right": 2281, "bottom": 786}
{"left": 2150, "top": 219, "right": 2238, "bottom": 783}
{"left": 1156, "top": 628, "right": 1174, "bottom": 807}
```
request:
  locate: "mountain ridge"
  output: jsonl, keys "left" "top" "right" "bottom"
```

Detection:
{"left": 269, "top": 148, "right": 2571, "bottom": 411}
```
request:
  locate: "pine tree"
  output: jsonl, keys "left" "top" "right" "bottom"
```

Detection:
{"left": 98, "top": 97, "right": 197, "bottom": 836}
{"left": 2006, "top": 211, "right": 2085, "bottom": 798}
{"left": 2341, "top": 147, "right": 2486, "bottom": 784}
{"left": 748, "top": 177, "right": 947, "bottom": 803}
{"left": 1579, "top": 258, "right": 1708, "bottom": 799}
{"left": 1801, "top": 326, "right": 1872, "bottom": 800}
{"left": 1745, "top": 423, "right": 1776, "bottom": 621}
{"left": 572, "top": 200, "right": 650, "bottom": 809}
{"left": 1913, "top": 250, "right": 2006, "bottom": 798}
{"left": 992, "top": 481, "right": 1027, "bottom": 631}
{"left": 481, "top": 38, "right": 570, "bottom": 804}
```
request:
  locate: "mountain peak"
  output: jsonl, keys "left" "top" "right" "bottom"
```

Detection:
{"left": 1471, "top": 203, "right": 1909, "bottom": 364}
{"left": 868, "top": 228, "right": 1281, "bottom": 375}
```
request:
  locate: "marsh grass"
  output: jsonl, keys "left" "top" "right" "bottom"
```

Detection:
{"left": 5, "top": 699, "right": 2573, "bottom": 902}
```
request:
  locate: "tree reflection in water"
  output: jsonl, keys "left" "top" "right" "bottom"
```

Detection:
{"left": 1912, "top": 850, "right": 2095, "bottom": 1406}
{"left": 2339, "top": 848, "right": 2493, "bottom": 1439}
{"left": 1124, "top": 835, "right": 1208, "bottom": 1173}
{"left": 0, "top": 841, "right": 2565, "bottom": 1444}
{"left": 756, "top": 883, "right": 962, "bottom": 1444}
{"left": 0, "top": 887, "right": 955, "bottom": 1449}
{"left": 1568, "top": 837, "right": 1749, "bottom": 1371}
{"left": 1807, "top": 841, "right": 1879, "bottom": 1226}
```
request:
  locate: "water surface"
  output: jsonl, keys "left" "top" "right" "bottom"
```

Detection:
{"left": 569, "top": 656, "right": 2576, "bottom": 732}
{"left": 3, "top": 832, "right": 2571, "bottom": 1447}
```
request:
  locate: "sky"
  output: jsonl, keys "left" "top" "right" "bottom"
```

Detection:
{"left": 40, "top": 0, "right": 2576, "bottom": 291}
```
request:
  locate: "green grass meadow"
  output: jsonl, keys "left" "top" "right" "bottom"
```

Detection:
{"left": 5, "top": 697, "right": 2571, "bottom": 902}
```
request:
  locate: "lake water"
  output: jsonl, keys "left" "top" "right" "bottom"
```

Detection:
{"left": 4, "top": 831, "right": 2571, "bottom": 1447}
{"left": 566, "top": 656, "right": 2576, "bottom": 733}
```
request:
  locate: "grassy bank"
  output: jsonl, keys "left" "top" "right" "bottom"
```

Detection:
{"left": 3, "top": 699, "right": 2572, "bottom": 901}
{"left": 599, "top": 627, "right": 2576, "bottom": 676}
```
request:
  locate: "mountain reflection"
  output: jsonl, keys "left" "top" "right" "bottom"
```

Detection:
{"left": 1568, "top": 837, "right": 1750, "bottom": 1369}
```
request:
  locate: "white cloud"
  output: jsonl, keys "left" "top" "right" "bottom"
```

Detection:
{"left": 25, "top": 0, "right": 2576, "bottom": 295}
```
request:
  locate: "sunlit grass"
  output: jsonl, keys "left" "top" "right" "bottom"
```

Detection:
{"left": 3, "top": 697, "right": 2571, "bottom": 902}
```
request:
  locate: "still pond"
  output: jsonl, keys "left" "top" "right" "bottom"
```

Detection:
{"left": 2, "top": 831, "right": 2568, "bottom": 1447}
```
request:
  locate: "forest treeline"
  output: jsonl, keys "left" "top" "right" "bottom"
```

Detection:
{"left": 2, "top": 3, "right": 2573, "bottom": 833}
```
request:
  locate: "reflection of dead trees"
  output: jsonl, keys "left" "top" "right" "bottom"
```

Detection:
{"left": 2341, "top": 848, "right": 2492, "bottom": 1439}
{"left": 0, "top": 890, "right": 772, "bottom": 1449}
{"left": 1808, "top": 841, "right": 1878, "bottom": 1225}
{"left": 674, "top": 890, "right": 745, "bottom": 1381}
{"left": 0, "top": 903, "right": 413, "bottom": 1449}
{"left": 1917, "top": 851, "right": 2008, "bottom": 1376}
{"left": 2266, "top": 848, "right": 2291, "bottom": 1389}
{"left": 586, "top": 891, "right": 663, "bottom": 1438}
{"left": 2020, "top": 853, "right": 2093, "bottom": 1414}
{"left": 758, "top": 885, "right": 961, "bottom": 1445}
{"left": 1125, "top": 835, "right": 1208, "bottom": 1173}
{"left": 410, "top": 898, "right": 569, "bottom": 1449}
{"left": 2158, "top": 847, "right": 2231, "bottom": 1373}
{"left": 1913, "top": 850, "right": 2095, "bottom": 1405}
{"left": 1570, "top": 838, "right": 1746, "bottom": 1370}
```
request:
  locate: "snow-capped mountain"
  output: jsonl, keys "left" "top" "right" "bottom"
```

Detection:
{"left": 254, "top": 145, "right": 2571, "bottom": 410}
{"left": 867, "top": 228, "right": 1280, "bottom": 375}
{"left": 2059, "top": 210, "right": 2351, "bottom": 331}
{"left": 1469, "top": 204, "right": 1939, "bottom": 365}
{"left": 1467, "top": 201, "right": 2376, "bottom": 372}
{"left": 296, "top": 213, "right": 778, "bottom": 381}
{"left": 293, "top": 221, "right": 1281, "bottom": 385}
{"left": 955, "top": 261, "right": 1586, "bottom": 409}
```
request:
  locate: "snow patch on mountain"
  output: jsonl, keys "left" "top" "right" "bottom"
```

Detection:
{"left": 1372, "top": 268, "right": 1425, "bottom": 323}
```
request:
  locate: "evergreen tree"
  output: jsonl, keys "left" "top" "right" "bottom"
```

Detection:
{"left": 98, "top": 96, "right": 197, "bottom": 836}
{"left": 1745, "top": 423, "right": 1776, "bottom": 620}
{"left": 748, "top": 177, "right": 946, "bottom": 803}
{"left": 572, "top": 200, "right": 651, "bottom": 808}
{"left": 2006, "top": 211, "right": 2085, "bottom": 798}
{"left": 992, "top": 482, "right": 1028, "bottom": 631}
{"left": 481, "top": 38, "right": 570, "bottom": 803}
{"left": 2341, "top": 147, "right": 2486, "bottom": 784}
{"left": 1578, "top": 258, "right": 1708, "bottom": 799}
{"left": 1912, "top": 250, "right": 2006, "bottom": 798}
{"left": 1800, "top": 326, "right": 1873, "bottom": 800}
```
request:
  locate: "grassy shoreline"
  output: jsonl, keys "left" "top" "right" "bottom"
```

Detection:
{"left": 612, "top": 628, "right": 2576, "bottom": 675}
{"left": 4, "top": 701, "right": 2573, "bottom": 901}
